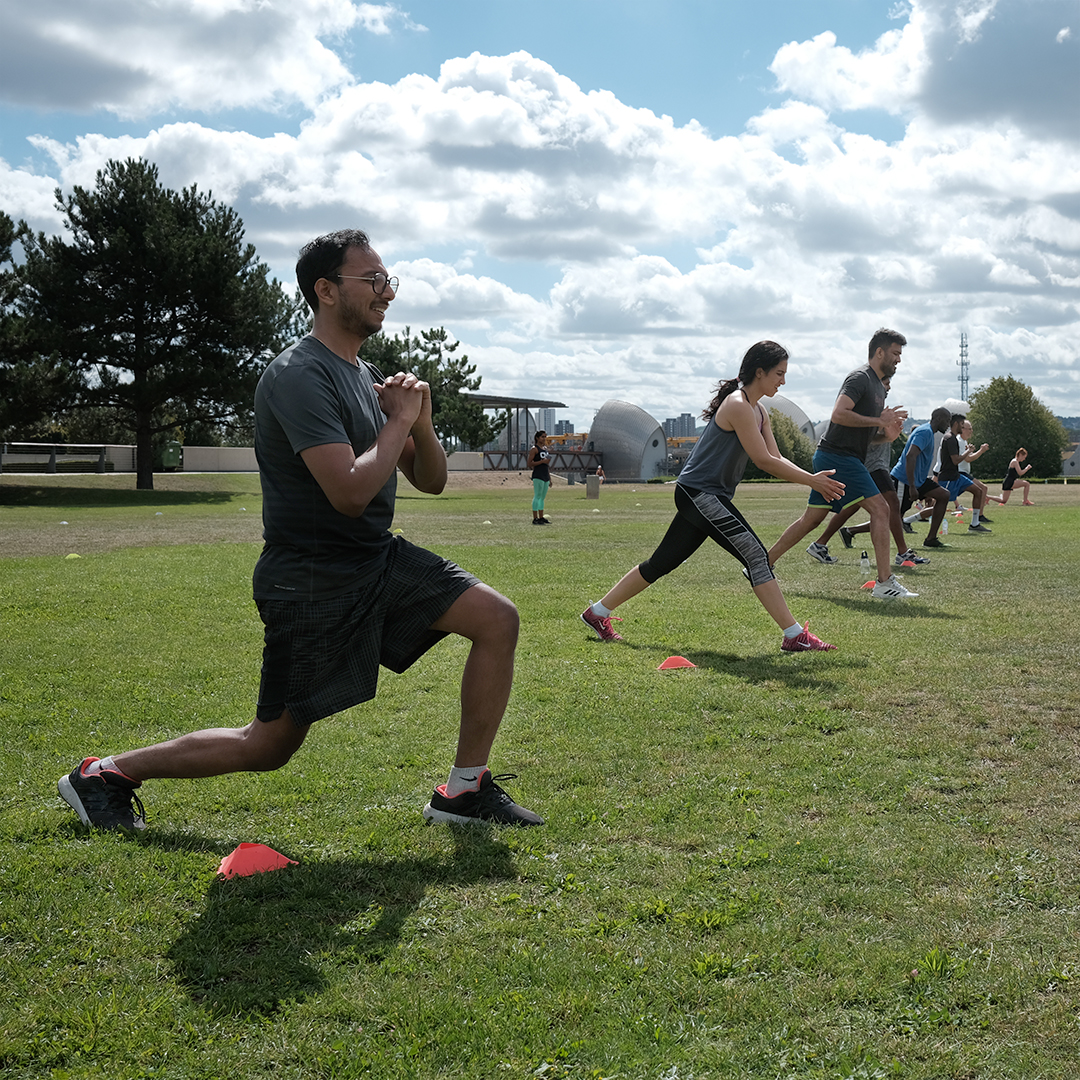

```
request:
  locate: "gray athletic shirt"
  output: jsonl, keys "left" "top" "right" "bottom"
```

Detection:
{"left": 864, "top": 436, "right": 891, "bottom": 473}
{"left": 817, "top": 365, "right": 885, "bottom": 461}
{"left": 677, "top": 398, "right": 764, "bottom": 499}
{"left": 253, "top": 335, "right": 394, "bottom": 601}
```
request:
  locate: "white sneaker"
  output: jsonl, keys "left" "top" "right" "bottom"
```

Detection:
{"left": 806, "top": 542, "right": 838, "bottom": 565}
{"left": 871, "top": 574, "right": 918, "bottom": 600}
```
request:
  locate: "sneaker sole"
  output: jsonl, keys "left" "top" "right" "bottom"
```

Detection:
{"left": 57, "top": 775, "right": 92, "bottom": 827}
{"left": 422, "top": 802, "right": 542, "bottom": 826}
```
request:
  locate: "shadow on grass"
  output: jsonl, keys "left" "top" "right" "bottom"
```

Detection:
{"left": 0, "top": 482, "right": 243, "bottom": 509}
{"left": 680, "top": 649, "right": 865, "bottom": 691}
{"left": 166, "top": 827, "right": 516, "bottom": 1016}
{"left": 581, "top": 638, "right": 866, "bottom": 691}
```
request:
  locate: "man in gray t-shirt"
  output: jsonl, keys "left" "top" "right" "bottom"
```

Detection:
{"left": 764, "top": 328, "right": 914, "bottom": 600}
{"left": 58, "top": 229, "right": 543, "bottom": 833}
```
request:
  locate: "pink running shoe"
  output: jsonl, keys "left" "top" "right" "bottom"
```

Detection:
{"left": 581, "top": 605, "right": 623, "bottom": 642}
{"left": 780, "top": 621, "right": 837, "bottom": 652}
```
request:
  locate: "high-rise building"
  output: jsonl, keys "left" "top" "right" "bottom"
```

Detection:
{"left": 663, "top": 413, "right": 697, "bottom": 438}
{"left": 554, "top": 420, "right": 575, "bottom": 435}
{"left": 538, "top": 408, "right": 557, "bottom": 432}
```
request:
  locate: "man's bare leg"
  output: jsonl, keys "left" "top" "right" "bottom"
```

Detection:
{"left": 429, "top": 583, "right": 519, "bottom": 767}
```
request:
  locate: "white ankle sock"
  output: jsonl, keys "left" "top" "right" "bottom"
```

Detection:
{"left": 783, "top": 623, "right": 803, "bottom": 639}
{"left": 445, "top": 765, "right": 487, "bottom": 798}
{"left": 591, "top": 601, "right": 612, "bottom": 618}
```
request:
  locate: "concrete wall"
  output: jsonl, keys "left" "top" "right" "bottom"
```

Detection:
{"left": 446, "top": 451, "right": 483, "bottom": 471}
{"left": 182, "top": 446, "right": 258, "bottom": 472}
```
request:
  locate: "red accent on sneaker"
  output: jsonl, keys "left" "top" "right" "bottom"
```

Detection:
{"left": 781, "top": 621, "right": 837, "bottom": 652}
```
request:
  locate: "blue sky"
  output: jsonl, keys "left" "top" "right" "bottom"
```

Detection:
{"left": 1, "top": 0, "right": 1077, "bottom": 429}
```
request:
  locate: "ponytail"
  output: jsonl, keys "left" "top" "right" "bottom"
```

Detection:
{"left": 702, "top": 340, "right": 788, "bottom": 421}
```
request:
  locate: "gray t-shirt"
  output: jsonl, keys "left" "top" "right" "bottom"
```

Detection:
{"left": 817, "top": 365, "right": 885, "bottom": 461}
{"left": 864, "top": 436, "right": 891, "bottom": 473}
{"left": 253, "top": 335, "right": 394, "bottom": 601}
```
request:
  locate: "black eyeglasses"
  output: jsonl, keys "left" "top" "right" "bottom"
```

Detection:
{"left": 335, "top": 273, "right": 399, "bottom": 295}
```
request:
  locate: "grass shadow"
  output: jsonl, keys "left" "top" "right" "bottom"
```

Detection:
{"left": 0, "top": 482, "right": 243, "bottom": 509}
{"left": 684, "top": 649, "right": 865, "bottom": 691}
{"left": 166, "top": 828, "right": 516, "bottom": 1016}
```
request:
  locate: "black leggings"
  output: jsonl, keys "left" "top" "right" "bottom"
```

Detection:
{"left": 638, "top": 484, "right": 775, "bottom": 588}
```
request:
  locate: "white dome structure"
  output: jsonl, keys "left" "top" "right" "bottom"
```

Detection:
{"left": 587, "top": 401, "right": 667, "bottom": 480}
{"left": 769, "top": 395, "right": 817, "bottom": 443}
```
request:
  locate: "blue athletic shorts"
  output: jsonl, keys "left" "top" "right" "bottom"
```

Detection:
{"left": 941, "top": 475, "right": 976, "bottom": 500}
{"left": 807, "top": 448, "right": 880, "bottom": 513}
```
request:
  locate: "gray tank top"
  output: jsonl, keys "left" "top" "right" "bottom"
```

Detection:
{"left": 677, "top": 394, "right": 764, "bottom": 499}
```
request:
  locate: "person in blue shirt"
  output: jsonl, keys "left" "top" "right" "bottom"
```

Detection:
{"left": 890, "top": 407, "right": 952, "bottom": 548}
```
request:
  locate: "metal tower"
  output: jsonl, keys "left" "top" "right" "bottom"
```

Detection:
{"left": 957, "top": 332, "right": 969, "bottom": 400}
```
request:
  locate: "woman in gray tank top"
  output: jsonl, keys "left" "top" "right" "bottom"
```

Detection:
{"left": 580, "top": 341, "right": 846, "bottom": 653}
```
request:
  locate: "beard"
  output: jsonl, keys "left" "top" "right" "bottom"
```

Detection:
{"left": 339, "top": 290, "right": 383, "bottom": 339}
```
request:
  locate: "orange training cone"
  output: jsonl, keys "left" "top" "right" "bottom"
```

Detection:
{"left": 861, "top": 580, "right": 876, "bottom": 589}
{"left": 217, "top": 842, "right": 298, "bottom": 879}
{"left": 658, "top": 656, "right": 696, "bottom": 670}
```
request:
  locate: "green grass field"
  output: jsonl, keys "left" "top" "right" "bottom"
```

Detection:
{"left": 2, "top": 473, "right": 1078, "bottom": 1079}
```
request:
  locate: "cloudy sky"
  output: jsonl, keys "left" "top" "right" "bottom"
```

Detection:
{"left": 1, "top": 0, "right": 1078, "bottom": 428}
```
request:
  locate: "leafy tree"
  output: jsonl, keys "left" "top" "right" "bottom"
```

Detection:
{"left": 743, "top": 408, "right": 814, "bottom": 479}
{"left": 0, "top": 212, "right": 84, "bottom": 440}
{"left": 967, "top": 375, "right": 1068, "bottom": 480}
{"left": 361, "top": 325, "right": 508, "bottom": 450}
{"left": 11, "top": 158, "right": 304, "bottom": 488}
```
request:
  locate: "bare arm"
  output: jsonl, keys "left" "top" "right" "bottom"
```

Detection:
{"left": 299, "top": 374, "right": 427, "bottom": 518}
{"left": 831, "top": 393, "right": 907, "bottom": 432}
{"left": 394, "top": 376, "right": 446, "bottom": 494}
{"left": 721, "top": 399, "right": 844, "bottom": 500}
{"left": 963, "top": 442, "right": 989, "bottom": 462}
{"left": 905, "top": 442, "right": 922, "bottom": 490}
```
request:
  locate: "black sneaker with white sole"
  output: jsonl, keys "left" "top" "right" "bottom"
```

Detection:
{"left": 58, "top": 757, "right": 146, "bottom": 831}
{"left": 423, "top": 771, "right": 544, "bottom": 826}
{"left": 806, "top": 541, "right": 838, "bottom": 564}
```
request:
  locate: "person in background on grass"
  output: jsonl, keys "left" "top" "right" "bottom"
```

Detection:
{"left": 528, "top": 430, "right": 552, "bottom": 524}
{"left": 764, "top": 328, "right": 913, "bottom": 600}
{"left": 890, "top": 407, "right": 953, "bottom": 548}
{"left": 950, "top": 419, "right": 982, "bottom": 510}
{"left": 580, "top": 340, "right": 844, "bottom": 652}
{"left": 595, "top": 465, "right": 606, "bottom": 484}
{"left": 811, "top": 376, "right": 929, "bottom": 569}
{"left": 58, "top": 228, "right": 543, "bottom": 832}
{"left": 999, "top": 448, "right": 1035, "bottom": 505}
{"left": 938, "top": 414, "right": 993, "bottom": 533}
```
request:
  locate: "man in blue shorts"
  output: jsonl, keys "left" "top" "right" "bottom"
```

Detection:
{"left": 58, "top": 229, "right": 543, "bottom": 831}
{"left": 938, "top": 414, "right": 994, "bottom": 534}
{"left": 766, "top": 328, "right": 911, "bottom": 600}
{"left": 891, "top": 407, "right": 952, "bottom": 548}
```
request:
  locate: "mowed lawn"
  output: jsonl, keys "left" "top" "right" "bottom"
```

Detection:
{"left": 1, "top": 473, "right": 1078, "bottom": 1080}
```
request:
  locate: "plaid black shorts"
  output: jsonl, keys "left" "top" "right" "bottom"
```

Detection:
{"left": 255, "top": 536, "right": 479, "bottom": 727}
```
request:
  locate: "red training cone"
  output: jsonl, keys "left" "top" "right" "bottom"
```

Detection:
{"left": 217, "top": 842, "right": 298, "bottom": 879}
{"left": 861, "top": 580, "right": 876, "bottom": 589}
{"left": 658, "top": 655, "right": 697, "bottom": 670}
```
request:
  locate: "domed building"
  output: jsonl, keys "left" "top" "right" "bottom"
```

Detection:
{"left": 769, "top": 394, "right": 818, "bottom": 443}
{"left": 587, "top": 401, "right": 667, "bottom": 480}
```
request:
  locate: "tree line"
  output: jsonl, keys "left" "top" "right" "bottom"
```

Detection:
{"left": 0, "top": 158, "right": 504, "bottom": 489}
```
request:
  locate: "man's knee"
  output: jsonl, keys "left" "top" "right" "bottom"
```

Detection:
{"left": 471, "top": 586, "right": 520, "bottom": 644}
{"left": 245, "top": 715, "right": 306, "bottom": 771}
